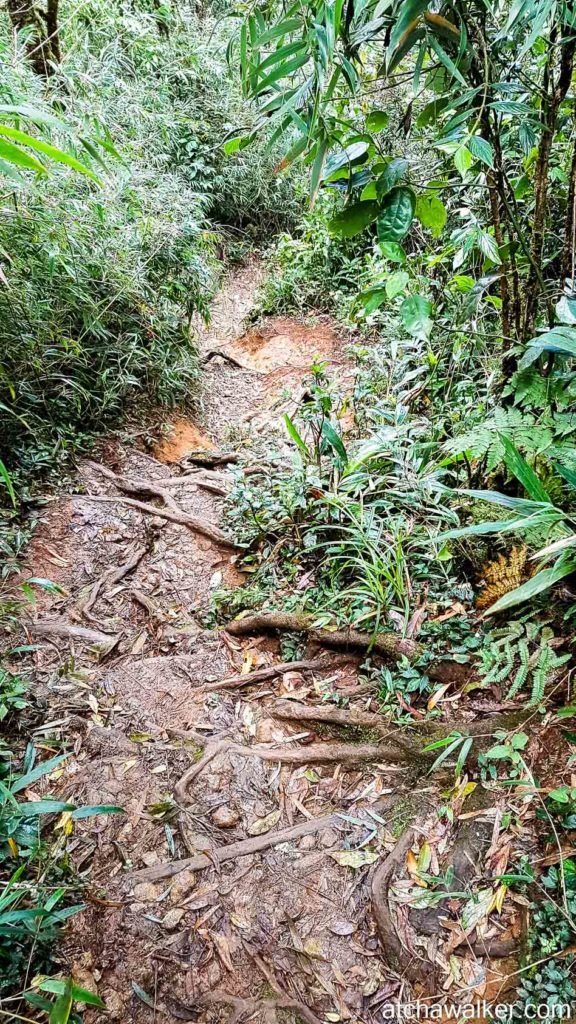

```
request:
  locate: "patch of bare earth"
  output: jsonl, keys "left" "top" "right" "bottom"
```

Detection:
{"left": 12, "top": 262, "right": 544, "bottom": 1023}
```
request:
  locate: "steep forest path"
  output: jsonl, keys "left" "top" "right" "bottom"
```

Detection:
{"left": 20, "top": 262, "right": 518, "bottom": 1022}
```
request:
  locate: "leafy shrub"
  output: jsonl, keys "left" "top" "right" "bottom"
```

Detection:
{"left": 0, "top": 1, "right": 301, "bottom": 486}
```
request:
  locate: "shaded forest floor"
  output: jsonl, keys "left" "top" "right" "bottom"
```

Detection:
{"left": 11, "top": 263, "right": 569, "bottom": 1022}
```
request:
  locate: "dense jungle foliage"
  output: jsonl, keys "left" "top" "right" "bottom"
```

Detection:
{"left": 2, "top": 0, "right": 576, "bottom": 1018}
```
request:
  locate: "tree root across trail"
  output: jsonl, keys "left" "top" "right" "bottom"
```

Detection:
{"left": 77, "top": 460, "right": 238, "bottom": 547}
{"left": 223, "top": 610, "right": 470, "bottom": 683}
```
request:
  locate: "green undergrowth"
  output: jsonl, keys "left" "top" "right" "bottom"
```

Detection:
{"left": 0, "top": 654, "right": 123, "bottom": 1019}
{"left": 0, "top": 0, "right": 302, "bottom": 510}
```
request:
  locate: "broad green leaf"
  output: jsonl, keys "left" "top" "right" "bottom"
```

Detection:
{"left": 18, "top": 800, "right": 75, "bottom": 816}
{"left": 377, "top": 187, "right": 415, "bottom": 242}
{"left": 556, "top": 295, "right": 576, "bottom": 324}
{"left": 415, "top": 194, "right": 446, "bottom": 237}
{"left": 70, "top": 804, "right": 123, "bottom": 819}
{"left": 256, "top": 17, "right": 303, "bottom": 45}
{"left": 428, "top": 734, "right": 466, "bottom": 772}
{"left": 379, "top": 240, "right": 406, "bottom": 263}
{"left": 255, "top": 53, "right": 308, "bottom": 94}
{"left": 38, "top": 980, "right": 105, "bottom": 1009}
{"left": 321, "top": 420, "right": 347, "bottom": 463}
{"left": 388, "top": 0, "right": 429, "bottom": 58}
{"left": 360, "top": 286, "right": 387, "bottom": 313}
{"left": 519, "top": 326, "right": 576, "bottom": 369}
{"left": 0, "top": 157, "right": 25, "bottom": 182}
{"left": 283, "top": 413, "right": 310, "bottom": 457}
{"left": 329, "top": 200, "right": 379, "bottom": 238}
{"left": 554, "top": 463, "right": 576, "bottom": 490}
{"left": 428, "top": 35, "right": 467, "bottom": 86}
{"left": 366, "top": 109, "right": 389, "bottom": 132}
{"left": 323, "top": 141, "right": 369, "bottom": 181}
{"left": 468, "top": 135, "right": 494, "bottom": 168}
{"left": 454, "top": 145, "right": 472, "bottom": 177}
{"left": 49, "top": 978, "right": 73, "bottom": 1024}
{"left": 11, "top": 753, "right": 69, "bottom": 793}
{"left": 223, "top": 136, "right": 251, "bottom": 155}
{"left": 385, "top": 270, "right": 409, "bottom": 299}
{"left": 0, "top": 458, "right": 16, "bottom": 508}
{"left": 500, "top": 434, "right": 551, "bottom": 502}
{"left": 0, "top": 125, "right": 100, "bottom": 182}
{"left": 478, "top": 230, "right": 501, "bottom": 265}
{"left": 400, "top": 294, "right": 433, "bottom": 340}
{"left": 376, "top": 158, "right": 409, "bottom": 200}
{"left": 0, "top": 137, "right": 46, "bottom": 174}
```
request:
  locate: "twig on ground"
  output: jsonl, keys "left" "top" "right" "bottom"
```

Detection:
{"left": 132, "top": 811, "right": 339, "bottom": 882}
{"left": 81, "top": 542, "right": 148, "bottom": 621}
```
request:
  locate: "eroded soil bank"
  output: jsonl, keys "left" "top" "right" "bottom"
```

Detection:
{"left": 16, "top": 263, "right": 528, "bottom": 1022}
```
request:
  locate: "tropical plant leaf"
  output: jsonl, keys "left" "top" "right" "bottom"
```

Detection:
{"left": 377, "top": 187, "right": 415, "bottom": 242}
{"left": 500, "top": 434, "right": 551, "bottom": 502}
{"left": 400, "top": 294, "right": 433, "bottom": 340}
{"left": 329, "top": 200, "right": 379, "bottom": 238}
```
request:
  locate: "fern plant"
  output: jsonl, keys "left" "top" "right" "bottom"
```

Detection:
{"left": 479, "top": 621, "right": 570, "bottom": 706}
{"left": 439, "top": 438, "right": 576, "bottom": 615}
{"left": 443, "top": 407, "right": 576, "bottom": 473}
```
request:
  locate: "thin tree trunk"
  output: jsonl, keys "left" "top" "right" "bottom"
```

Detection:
{"left": 523, "top": 37, "right": 576, "bottom": 338}
{"left": 7, "top": 0, "right": 61, "bottom": 77}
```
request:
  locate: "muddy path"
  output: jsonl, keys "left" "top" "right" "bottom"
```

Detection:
{"left": 18, "top": 263, "right": 519, "bottom": 1022}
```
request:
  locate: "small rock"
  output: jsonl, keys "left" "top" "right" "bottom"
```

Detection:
{"left": 320, "top": 828, "right": 339, "bottom": 848}
{"left": 298, "top": 834, "right": 316, "bottom": 851}
{"left": 72, "top": 966, "right": 98, "bottom": 998}
{"left": 206, "top": 962, "right": 221, "bottom": 987}
{"left": 102, "top": 990, "right": 124, "bottom": 1020}
{"left": 103, "top": 778, "right": 123, "bottom": 795}
{"left": 129, "top": 901, "right": 146, "bottom": 914}
{"left": 255, "top": 718, "right": 275, "bottom": 743}
{"left": 211, "top": 805, "right": 240, "bottom": 828}
{"left": 140, "top": 851, "right": 159, "bottom": 867}
{"left": 343, "top": 989, "right": 363, "bottom": 1012}
{"left": 163, "top": 907, "right": 185, "bottom": 930}
{"left": 132, "top": 882, "right": 159, "bottom": 902}
{"left": 170, "top": 871, "right": 196, "bottom": 905}
{"left": 329, "top": 919, "right": 356, "bottom": 936}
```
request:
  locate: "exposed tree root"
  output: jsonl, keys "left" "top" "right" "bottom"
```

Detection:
{"left": 132, "top": 811, "right": 339, "bottom": 881}
{"left": 270, "top": 698, "right": 392, "bottom": 734}
{"left": 224, "top": 611, "right": 420, "bottom": 660}
{"left": 28, "top": 619, "right": 121, "bottom": 651}
{"left": 222, "top": 612, "right": 482, "bottom": 684}
{"left": 203, "top": 656, "right": 351, "bottom": 693}
{"left": 81, "top": 541, "right": 148, "bottom": 621}
{"left": 86, "top": 460, "right": 183, "bottom": 511}
{"left": 181, "top": 449, "right": 239, "bottom": 467}
{"left": 193, "top": 988, "right": 321, "bottom": 1024}
{"left": 372, "top": 825, "right": 430, "bottom": 983}
{"left": 75, "top": 493, "right": 237, "bottom": 547}
{"left": 202, "top": 349, "right": 250, "bottom": 370}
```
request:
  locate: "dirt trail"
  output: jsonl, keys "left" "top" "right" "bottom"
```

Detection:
{"left": 19, "top": 264, "right": 515, "bottom": 1022}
